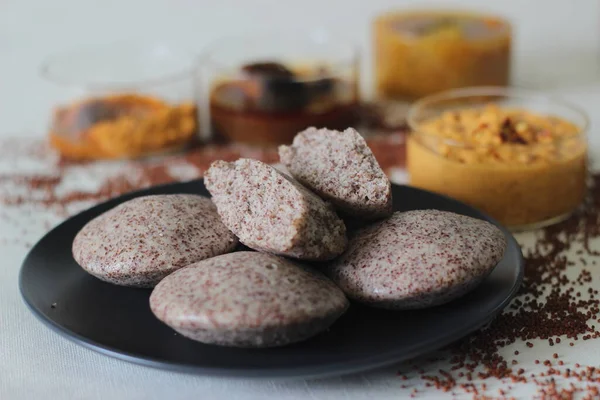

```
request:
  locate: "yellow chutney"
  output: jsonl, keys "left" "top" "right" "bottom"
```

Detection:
{"left": 408, "top": 101, "right": 588, "bottom": 230}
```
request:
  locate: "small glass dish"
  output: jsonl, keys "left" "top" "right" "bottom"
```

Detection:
{"left": 41, "top": 42, "right": 199, "bottom": 160}
{"left": 199, "top": 31, "right": 360, "bottom": 146}
{"left": 406, "top": 87, "right": 589, "bottom": 231}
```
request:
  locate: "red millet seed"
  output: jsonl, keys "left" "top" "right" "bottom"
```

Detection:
{"left": 380, "top": 172, "right": 600, "bottom": 398}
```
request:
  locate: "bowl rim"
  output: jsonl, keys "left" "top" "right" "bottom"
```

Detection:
{"left": 373, "top": 7, "right": 513, "bottom": 42}
{"left": 199, "top": 28, "right": 359, "bottom": 76}
{"left": 406, "top": 86, "right": 590, "bottom": 148}
{"left": 39, "top": 41, "right": 196, "bottom": 90}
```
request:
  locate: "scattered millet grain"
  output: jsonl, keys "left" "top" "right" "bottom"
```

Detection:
{"left": 400, "top": 175, "right": 600, "bottom": 398}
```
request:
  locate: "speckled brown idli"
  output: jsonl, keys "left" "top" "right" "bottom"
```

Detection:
{"left": 279, "top": 127, "right": 392, "bottom": 220}
{"left": 72, "top": 194, "right": 238, "bottom": 288}
{"left": 328, "top": 210, "right": 507, "bottom": 309}
{"left": 149, "top": 251, "right": 349, "bottom": 348}
{"left": 205, "top": 158, "right": 347, "bottom": 261}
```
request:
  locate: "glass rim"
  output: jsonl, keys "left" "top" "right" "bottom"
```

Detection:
{"left": 406, "top": 86, "right": 590, "bottom": 148}
{"left": 374, "top": 7, "right": 512, "bottom": 23}
{"left": 200, "top": 29, "right": 359, "bottom": 74}
{"left": 39, "top": 41, "right": 196, "bottom": 90}
{"left": 374, "top": 7, "right": 512, "bottom": 43}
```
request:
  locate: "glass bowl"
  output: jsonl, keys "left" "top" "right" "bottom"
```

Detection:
{"left": 199, "top": 30, "right": 360, "bottom": 146}
{"left": 41, "top": 42, "right": 199, "bottom": 160}
{"left": 373, "top": 9, "right": 512, "bottom": 100}
{"left": 406, "top": 87, "right": 589, "bottom": 231}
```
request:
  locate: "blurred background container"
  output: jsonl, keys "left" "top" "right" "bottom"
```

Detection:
{"left": 373, "top": 9, "right": 511, "bottom": 100}
{"left": 199, "top": 31, "right": 359, "bottom": 146}
{"left": 41, "top": 43, "right": 198, "bottom": 160}
{"left": 3, "top": 0, "right": 599, "bottom": 140}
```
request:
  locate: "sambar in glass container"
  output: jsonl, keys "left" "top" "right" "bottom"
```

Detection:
{"left": 201, "top": 31, "right": 360, "bottom": 146}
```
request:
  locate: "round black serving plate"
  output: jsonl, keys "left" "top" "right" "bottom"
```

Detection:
{"left": 19, "top": 181, "right": 524, "bottom": 379}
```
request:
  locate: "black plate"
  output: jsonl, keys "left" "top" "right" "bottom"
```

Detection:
{"left": 19, "top": 181, "right": 523, "bottom": 379}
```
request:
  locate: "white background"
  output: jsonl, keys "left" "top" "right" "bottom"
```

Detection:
{"left": 2, "top": 1, "right": 600, "bottom": 399}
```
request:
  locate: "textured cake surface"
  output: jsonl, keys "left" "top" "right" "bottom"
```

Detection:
{"left": 328, "top": 210, "right": 507, "bottom": 309}
{"left": 150, "top": 251, "right": 350, "bottom": 347}
{"left": 279, "top": 127, "right": 392, "bottom": 220}
{"left": 205, "top": 158, "right": 347, "bottom": 261}
{"left": 72, "top": 194, "right": 237, "bottom": 288}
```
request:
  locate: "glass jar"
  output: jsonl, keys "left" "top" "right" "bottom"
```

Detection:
{"left": 374, "top": 9, "right": 511, "bottom": 100}
{"left": 199, "top": 31, "right": 360, "bottom": 146}
{"left": 407, "top": 87, "right": 589, "bottom": 231}
{"left": 41, "top": 42, "right": 199, "bottom": 160}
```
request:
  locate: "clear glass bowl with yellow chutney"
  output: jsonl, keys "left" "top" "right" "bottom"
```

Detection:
{"left": 407, "top": 87, "right": 589, "bottom": 231}
{"left": 374, "top": 9, "right": 511, "bottom": 100}
{"left": 42, "top": 43, "right": 199, "bottom": 161}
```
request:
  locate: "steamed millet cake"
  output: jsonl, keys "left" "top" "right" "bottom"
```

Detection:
{"left": 279, "top": 127, "right": 393, "bottom": 220}
{"left": 72, "top": 194, "right": 238, "bottom": 288}
{"left": 204, "top": 158, "right": 347, "bottom": 261}
{"left": 328, "top": 210, "right": 507, "bottom": 309}
{"left": 149, "top": 251, "right": 350, "bottom": 348}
